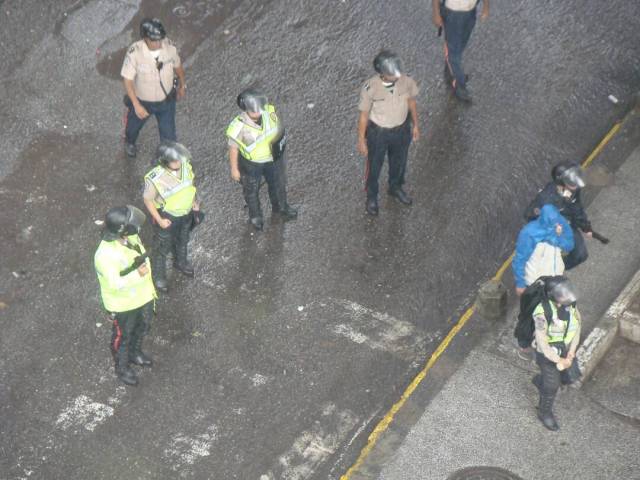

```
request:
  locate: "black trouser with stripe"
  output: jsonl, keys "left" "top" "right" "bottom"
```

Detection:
{"left": 365, "top": 118, "right": 411, "bottom": 200}
{"left": 110, "top": 301, "right": 153, "bottom": 370}
{"left": 238, "top": 155, "right": 288, "bottom": 220}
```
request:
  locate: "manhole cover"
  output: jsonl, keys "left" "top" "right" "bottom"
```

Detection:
{"left": 447, "top": 466, "right": 524, "bottom": 480}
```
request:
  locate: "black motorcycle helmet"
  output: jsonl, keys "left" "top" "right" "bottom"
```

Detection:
{"left": 140, "top": 18, "right": 166, "bottom": 41}
{"left": 373, "top": 50, "right": 403, "bottom": 78}
{"left": 551, "top": 162, "right": 586, "bottom": 189}
{"left": 103, "top": 206, "right": 146, "bottom": 241}
{"left": 156, "top": 141, "right": 192, "bottom": 168}
{"left": 545, "top": 276, "right": 577, "bottom": 306}
{"left": 236, "top": 89, "right": 268, "bottom": 113}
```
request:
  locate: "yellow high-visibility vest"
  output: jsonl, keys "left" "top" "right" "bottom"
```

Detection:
{"left": 94, "top": 234, "right": 156, "bottom": 312}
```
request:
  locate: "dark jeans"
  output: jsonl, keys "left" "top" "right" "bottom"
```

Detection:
{"left": 238, "top": 156, "right": 288, "bottom": 220}
{"left": 151, "top": 211, "right": 192, "bottom": 282}
{"left": 564, "top": 226, "right": 589, "bottom": 270}
{"left": 443, "top": 6, "right": 477, "bottom": 90}
{"left": 110, "top": 301, "right": 153, "bottom": 368}
{"left": 125, "top": 98, "right": 177, "bottom": 145}
{"left": 365, "top": 118, "right": 411, "bottom": 199}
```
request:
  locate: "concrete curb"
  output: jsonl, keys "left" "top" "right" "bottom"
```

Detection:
{"left": 575, "top": 268, "right": 640, "bottom": 387}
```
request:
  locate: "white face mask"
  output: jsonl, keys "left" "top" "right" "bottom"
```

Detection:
{"left": 561, "top": 188, "right": 573, "bottom": 198}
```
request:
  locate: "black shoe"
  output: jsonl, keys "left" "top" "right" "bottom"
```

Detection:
{"left": 366, "top": 198, "right": 379, "bottom": 216}
{"left": 537, "top": 410, "right": 559, "bottom": 431}
{"left": 175, "top": 263, "right": 194, "bottom": 277}
{"left": 250, "top": 217, "right": 264, "bottom": 231}
{"left": 454, "top": 86, "right": 472, "bottom": 103}
{"left": 154, "top": 278, "right": 168, "bottom": 293}
{"left": 277, "top": 205, "right": 298, "bottom": 221}
{"left": 388, "top": 188, "right": 413, "bottom": 205}
{"left": 116, "top": 366, "right": 138, "bottom": 386}
{"left": 125, "top": 143, "right": 137, "bottom": 158}
{"left": 130, "top": 352, "right": 153, "bottom": 367}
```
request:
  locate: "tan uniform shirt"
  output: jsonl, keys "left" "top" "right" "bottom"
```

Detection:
{"left": 121, "top": 39, "right": 181, "bottom": 102}
{"left": 445, "top": 0, "right": 478, "bottom": 11}
{"left": 143, "top": 168, "right": 186, "bottom": 204}
{"left": 227, "top": 112, "right": 265, "bottom": 149}
{"left": 358, "top": 75, "right": 419, "bottom": 129}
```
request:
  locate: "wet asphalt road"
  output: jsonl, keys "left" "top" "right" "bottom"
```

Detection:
{"left": 0, "top": 0, "right": 639, "bottom": 479}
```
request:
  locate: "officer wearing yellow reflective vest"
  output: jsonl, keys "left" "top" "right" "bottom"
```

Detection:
{"left": 531, "top": 276, "right": 582, "bottom": 431}
{"left": 143, "top": 141, "right": 200, "bottom": 292}
{"left": 226, "top": 89, "right": 297, "bottom": 230}
{"left": 94, "top": 205, "right": 156, "bottom": 386}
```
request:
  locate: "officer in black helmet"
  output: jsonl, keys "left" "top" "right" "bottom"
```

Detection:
{"left": 357, "top": 50, "right": 420, "bottom": 216}
{"left": 531, "top": 276, "right": 582, "bottom": 430}
{"left": 94, "top": 206, "right": 156, "bottom": 386}
{"left": 143, "top": 141, "right": 199, "bottom": 292}
{"left": 121, "top": 18, "right": 186, "bottom": 158}
{"left": 524, "top": 162, "right": 592, "bottom": 269}
{"left": 225, "top": 89, "right": 297, "bottom": 231}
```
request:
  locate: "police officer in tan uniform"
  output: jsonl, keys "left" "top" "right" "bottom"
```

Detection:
{"left": 357, "top": 51, "right": 420, "bottom": 216}
{"left": 143, "top": 141, "right": 199, "bottom": 292}
{"left": 121, "top": 18, "right": 186, "bottom": 158}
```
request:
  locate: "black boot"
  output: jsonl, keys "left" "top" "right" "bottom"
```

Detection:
{"left": 130, "top": 335, "right": 153, "bottom": 367}
{"left": 152, "top": 224, "right": 172, "bottom": 292}
{"left": 115, "top": 360, "right": 138, "bottom": 386}
{"left": 174, "top": 216, "right": 194, "bottom": 277}
{"left": 275, "top": 205, "right": 298, "bottom": 221}
{"left": 537, "top": 394, "right": 559, "bottom": 431}
{"left": 388, "top": 187, "right": 413, "bottom": 205}
{"left": 250, "top": 216, "right": 264, "bottom": 231}
{"left": 366, "top": 197, "right": 379, "bottom": 216}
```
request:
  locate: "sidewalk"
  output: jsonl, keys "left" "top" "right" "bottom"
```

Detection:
{"left": 371, "top": 115, "right": 640, "bottom": 480}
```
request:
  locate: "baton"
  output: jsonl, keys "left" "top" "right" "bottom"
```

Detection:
{"left": 591, "top": 231, "right": 610, "bottom": 245}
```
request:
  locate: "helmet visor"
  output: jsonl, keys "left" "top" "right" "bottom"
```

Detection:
{"left": 379, "top": 57, "right": 403, "bottom": 78}
{"left": 244, "top": 94, "right": 268, "bottom": 113}
{"left": 561, "top": 166, "right": 586, "bottom": 189}
{"left": 124, "top": 205, "right": 146, "bottom": 235}
{"left": 549, "top": 281, "right": 577, "bottom": 306}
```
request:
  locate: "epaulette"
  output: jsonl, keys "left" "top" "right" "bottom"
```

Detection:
{"left": 146, "top": 166, "right": 163, "bottom": 179}
{"left": 364, "top": 83, "right": 370, "bottom": 91}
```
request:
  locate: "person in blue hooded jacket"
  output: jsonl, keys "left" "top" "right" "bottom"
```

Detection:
{"left": 513, "top": 204, "right": 574, "bottom": 296}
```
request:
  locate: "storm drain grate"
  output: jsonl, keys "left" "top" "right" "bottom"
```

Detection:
{"left": 447, "top": 466, "right": 524, "bottom": 480}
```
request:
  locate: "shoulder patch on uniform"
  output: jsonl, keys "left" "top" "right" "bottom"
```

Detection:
{"left": 147, "top": 167, "right": 162, "bottom": 179}
{"left": 128, "top": 46, "right": 135, "bottom": 54}
{"left": 364, "top": 83, "right": 370, "bottom": 91}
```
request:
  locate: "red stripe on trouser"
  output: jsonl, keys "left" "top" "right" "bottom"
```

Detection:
{"left": 443, "top": 28, "right": 456, "bottom": 89}
{"left": 121, "top": 108, "right": 129, "bottom": 142}
{"left": 112, "top": 319, "right": 122, "bottom": 353}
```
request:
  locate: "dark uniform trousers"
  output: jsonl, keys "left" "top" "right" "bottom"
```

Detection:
{"left": 125, "top": 98, "right": 177, "bottom": 145}
{"left": 365, "top": 117, "right": 411, "bottom": 200}
{"left": 564, "top": 226, "right": 589, "bottom": 270}
{"left": 443, "top": 6, "right": 477, "bottom": 90}
{"left": 239, "top": 155, "right": 288, "bottom": 220}
{"left": 151, "top": 210, "right": 192, "bottom": 281}
{"left": 111, "top": 301, "right": 153, "bottom": 370}
{"left": 535, "top": 352, "right": 581, "bottom": 414}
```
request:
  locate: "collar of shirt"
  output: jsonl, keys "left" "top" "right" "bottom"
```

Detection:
{"left": 240, "top": 111, "right": 263, "bottom": 129}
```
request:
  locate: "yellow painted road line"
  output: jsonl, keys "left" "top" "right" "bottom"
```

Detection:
{"left": 581, "top": 122, "right": 621, "bottom": 169}
{"left": 340, "top": 119, "right": 624, "bottom": 480}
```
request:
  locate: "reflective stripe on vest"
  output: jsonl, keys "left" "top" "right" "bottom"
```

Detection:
{"left": 533, "top": 301, "right": 579, "bottom": 345}
{"left": 94, "top": 235, "right": 156, "bottom": 312}
{"left": 226, "top": 104, "right": 280, "bottom": 162}
{"left": 145, "top": 161, "right": 196, "bottom": 217}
